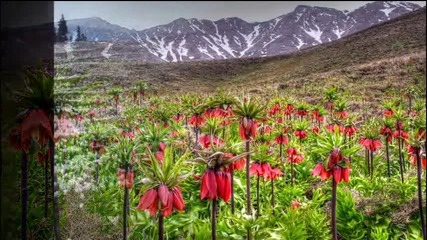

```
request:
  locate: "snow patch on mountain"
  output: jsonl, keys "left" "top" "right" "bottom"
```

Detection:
{"left": 303, "top": 25, "right": 323, "bottom": 43}
{"left": 239, "top": 25, "right": 261, "bottom": 57}
{"left": 101, "top": 43, "right": 113, "bottom": 58}
{"left": 380, "top": 7, "right": 396, "bottom": 18}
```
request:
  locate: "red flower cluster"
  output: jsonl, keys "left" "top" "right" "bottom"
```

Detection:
{"left": 117, "top": 168, "right": 134, "bottom": 189}
{"left": 291, "top": 200, "right": 301, "bottom": 210}
{"left": 359, "top": 138, "right": 382, "bottom": 152}
{"left": 310, "top": 110, "right": 320, "bottom": 120}
{"left": 200, "top": 170, "right": 231, "bottom": 202}
{"left": 383, "top": 110, "right": 394, "bottom": 117}
{"left": 294, "top": 130, "right": 307, "bottom": 140}
{"left": 88, "top": 110, "right": 96, "bottom": 117}
{"left": 380, "top": 126, "right": 393, "bottom": 143}
{"left": 275, "top": 135, "right": 288, "bottom": 145}
{"left": 284, "top": 104, "right": 294, "bottom": 116}
{"left": 312, "top": 148, "right": 351, "bottom": 183}
{"left": 120, "top": 131, "right": 135, "bottom": 139}
{"left": 268, "top": 103, "right": 282, "bottom": 117}
{"left": 189, "top": 115, "right": 205, "bottom": 126}
{"left": 155, "top": 142, "right": 166, "bottom": 162}
{"left": 224, "top": 153, "right": 246, "bottom": 171}
{"left": 221, "top": 107, "right": 234, "bottom": 126}
{"left": 393, "top": 130, "right": 409, "bottom": 140}
{"left": 334, "top": 110, "right": 348, "bottom": 119}
{"left": 287, "top": 147, "right": 304, "bottom": 164}
{"left": 263, "top": 125, "right": 273, "bottom": 134}
{"left": 344, "top": 126, "right": 358, "bottom": 136}
{"left": 408, "top": 146, "right": 426, "bottom": 169}
{"left": 203, "top": 108, "right": 226, "bottom": 119}
{"left": 250, "top": 162, "right": 282, "bottom": 180}
{"left": 20, "top": 109, "right": 53, "bottom": 150}
{"left": 326, "top": 124, "right": 345, "bottom": 133}
{"left": 312, "top": 126, "right": 320, "bottom": 134}
{"left": 239, "top": 117, "right": 258, "bottom": 140}
{"left": 173, "top": 114, "right": 184, "bottom": 123}
{"left": 137, "top": 185, "right": 185, "bottom": 217}
{"left": 296, "top": 109, "right": 308, "bottom": 117}
{"left": 199, "top": 135, "right": 224, "bottom": 148}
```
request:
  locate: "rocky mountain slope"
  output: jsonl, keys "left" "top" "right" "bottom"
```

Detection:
{"left": 56, "top": 1, "right": 421, "bottom": 62}
{"left": 56, "top": 6, "right": 426, "bottom": 103}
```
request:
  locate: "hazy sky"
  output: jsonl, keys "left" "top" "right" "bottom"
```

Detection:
{"left": 55, "top": 1, "right": 426, "bottom": 30}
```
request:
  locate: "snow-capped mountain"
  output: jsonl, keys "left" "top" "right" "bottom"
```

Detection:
{"left": 57, "top": 1, "right": 421, "bottom": 62}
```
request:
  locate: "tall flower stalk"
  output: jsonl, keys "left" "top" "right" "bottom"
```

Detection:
{"left": 249, "top": 143, "right": 272, "bottom": 217}
{"left": 408, "top": 113, "right": 426, "bottom": 239}
{"left": 380, "top": 119, "right": 394, "bottom": 177}
{"left": 136, "top": 80, "right": 148, "bottom": 106}
{"left": 312, "top": 125, "right": 360, "bottom": 240}
{"left": 192, "top": 143, "right": 248, "bottom": 240}
{"left": 232, "top": 97, "right": 264, "bottom": 240}
{"left": 110, "top": 135, "right": 139, "bottom": 240}
{"left": 88, "top": 122, "right": 109, "bottom": 185}
{"left": 323, "top": 86, "right": 339, "bottom": 113}
{"left": 11, "top": 66, "right": 59, "bottom": 239}
{"left": 392, "top": 110, "right": 409, "bottom": 182}
{"left": 109, "top": 87, "right": 122, "bottom": 115}
{"left": 137, "top": 145, "right": 192, "bottom": 240}
{"left": 359, "top": 118, "right": 382, "bottom": 179}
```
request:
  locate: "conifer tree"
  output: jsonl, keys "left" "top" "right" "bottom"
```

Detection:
{"left": 76, "top": 25, "right": 82, "bottom": 41}
{"left": 57, "top": 14, "right": 69, "bottom": 42}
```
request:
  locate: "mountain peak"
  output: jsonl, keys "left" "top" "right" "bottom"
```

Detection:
{"left": 294, "top": 5, "right": 313, "bottom": 12}
{"left": 57, "top": 1, "right": 422, "bottom": 63}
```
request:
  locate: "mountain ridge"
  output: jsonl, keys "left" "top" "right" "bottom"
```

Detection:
{"left": 56, "top": 1, "right": 421, "bottom": 62}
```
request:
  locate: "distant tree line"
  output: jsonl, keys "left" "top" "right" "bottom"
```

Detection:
{"left": 56, "top": 14, "right": 87, "bottom": 42}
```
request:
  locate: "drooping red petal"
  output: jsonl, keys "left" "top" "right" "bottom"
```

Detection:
{"left": 250, "top": 162, "right": 262, "bottom": 176}
{"left": 239, "top": 123, "right": 246, "bottom": 140}
{"left": 215, "top": 171, "right": 225, "bottom": 199}
{"left": 206, "top": 170, "right": 218, "bottom": 200}
{"left": 261, "top": 162, "right": 272, "bottom": 181}
{"left": 155, "top": 151, "right": 164, "bottom": 162}
{"left": 312, "top": 163, "right": 324, "bottom": 176}
{"left": 320, "top": 169, "right": 332, "bottom": 181}
{"left": 422, "top": 157, "right": 426, "bottom": 169}
{"left": 199, "top": 135, "right": 210, "bottom": 148}
{"left": 200, "top": 172, "right": 209, "bottom": 200}
{"left": 126, "top": 170, "right": 134, "bottom": 189}
{"left": 342, "top": 167, "right": 350, "bottom": 183}
{"left": 333, "top": 167, "right": 342, "bottom": 184}
{"left": 250, "top": 121, "right": 258, "bottom": 139}
{"left": 21, "top": 109, "right": 53, "bottom": 143}
{"left": 158, "top": 142, "right": 166, "bottom": 152}
{"left": 158, "top": 184, "right": 169, "bottom": 207}
{"left": 222, "top": 172, "right": 231, "bottom": 202}
{"left": 163, "top": 191, "right": 174, "bottom": 217}
{"left": 270, "top": 168, "right": 283, "bottom": 180}
{"left": 136, "top": 189, "right": 158, "bottom": 211}
{"left": 172, "top": 187, "right": 185, "bottom": 211}
{"left": 117, "top": 168, "right": 125, "bottom": 188}
{"left": 372, "top": 140, "right": 383, "bottom": 152}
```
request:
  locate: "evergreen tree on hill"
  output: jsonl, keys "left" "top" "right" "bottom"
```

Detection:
{"left": 57, "top": 14, "right": 69, "bottom": 42}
